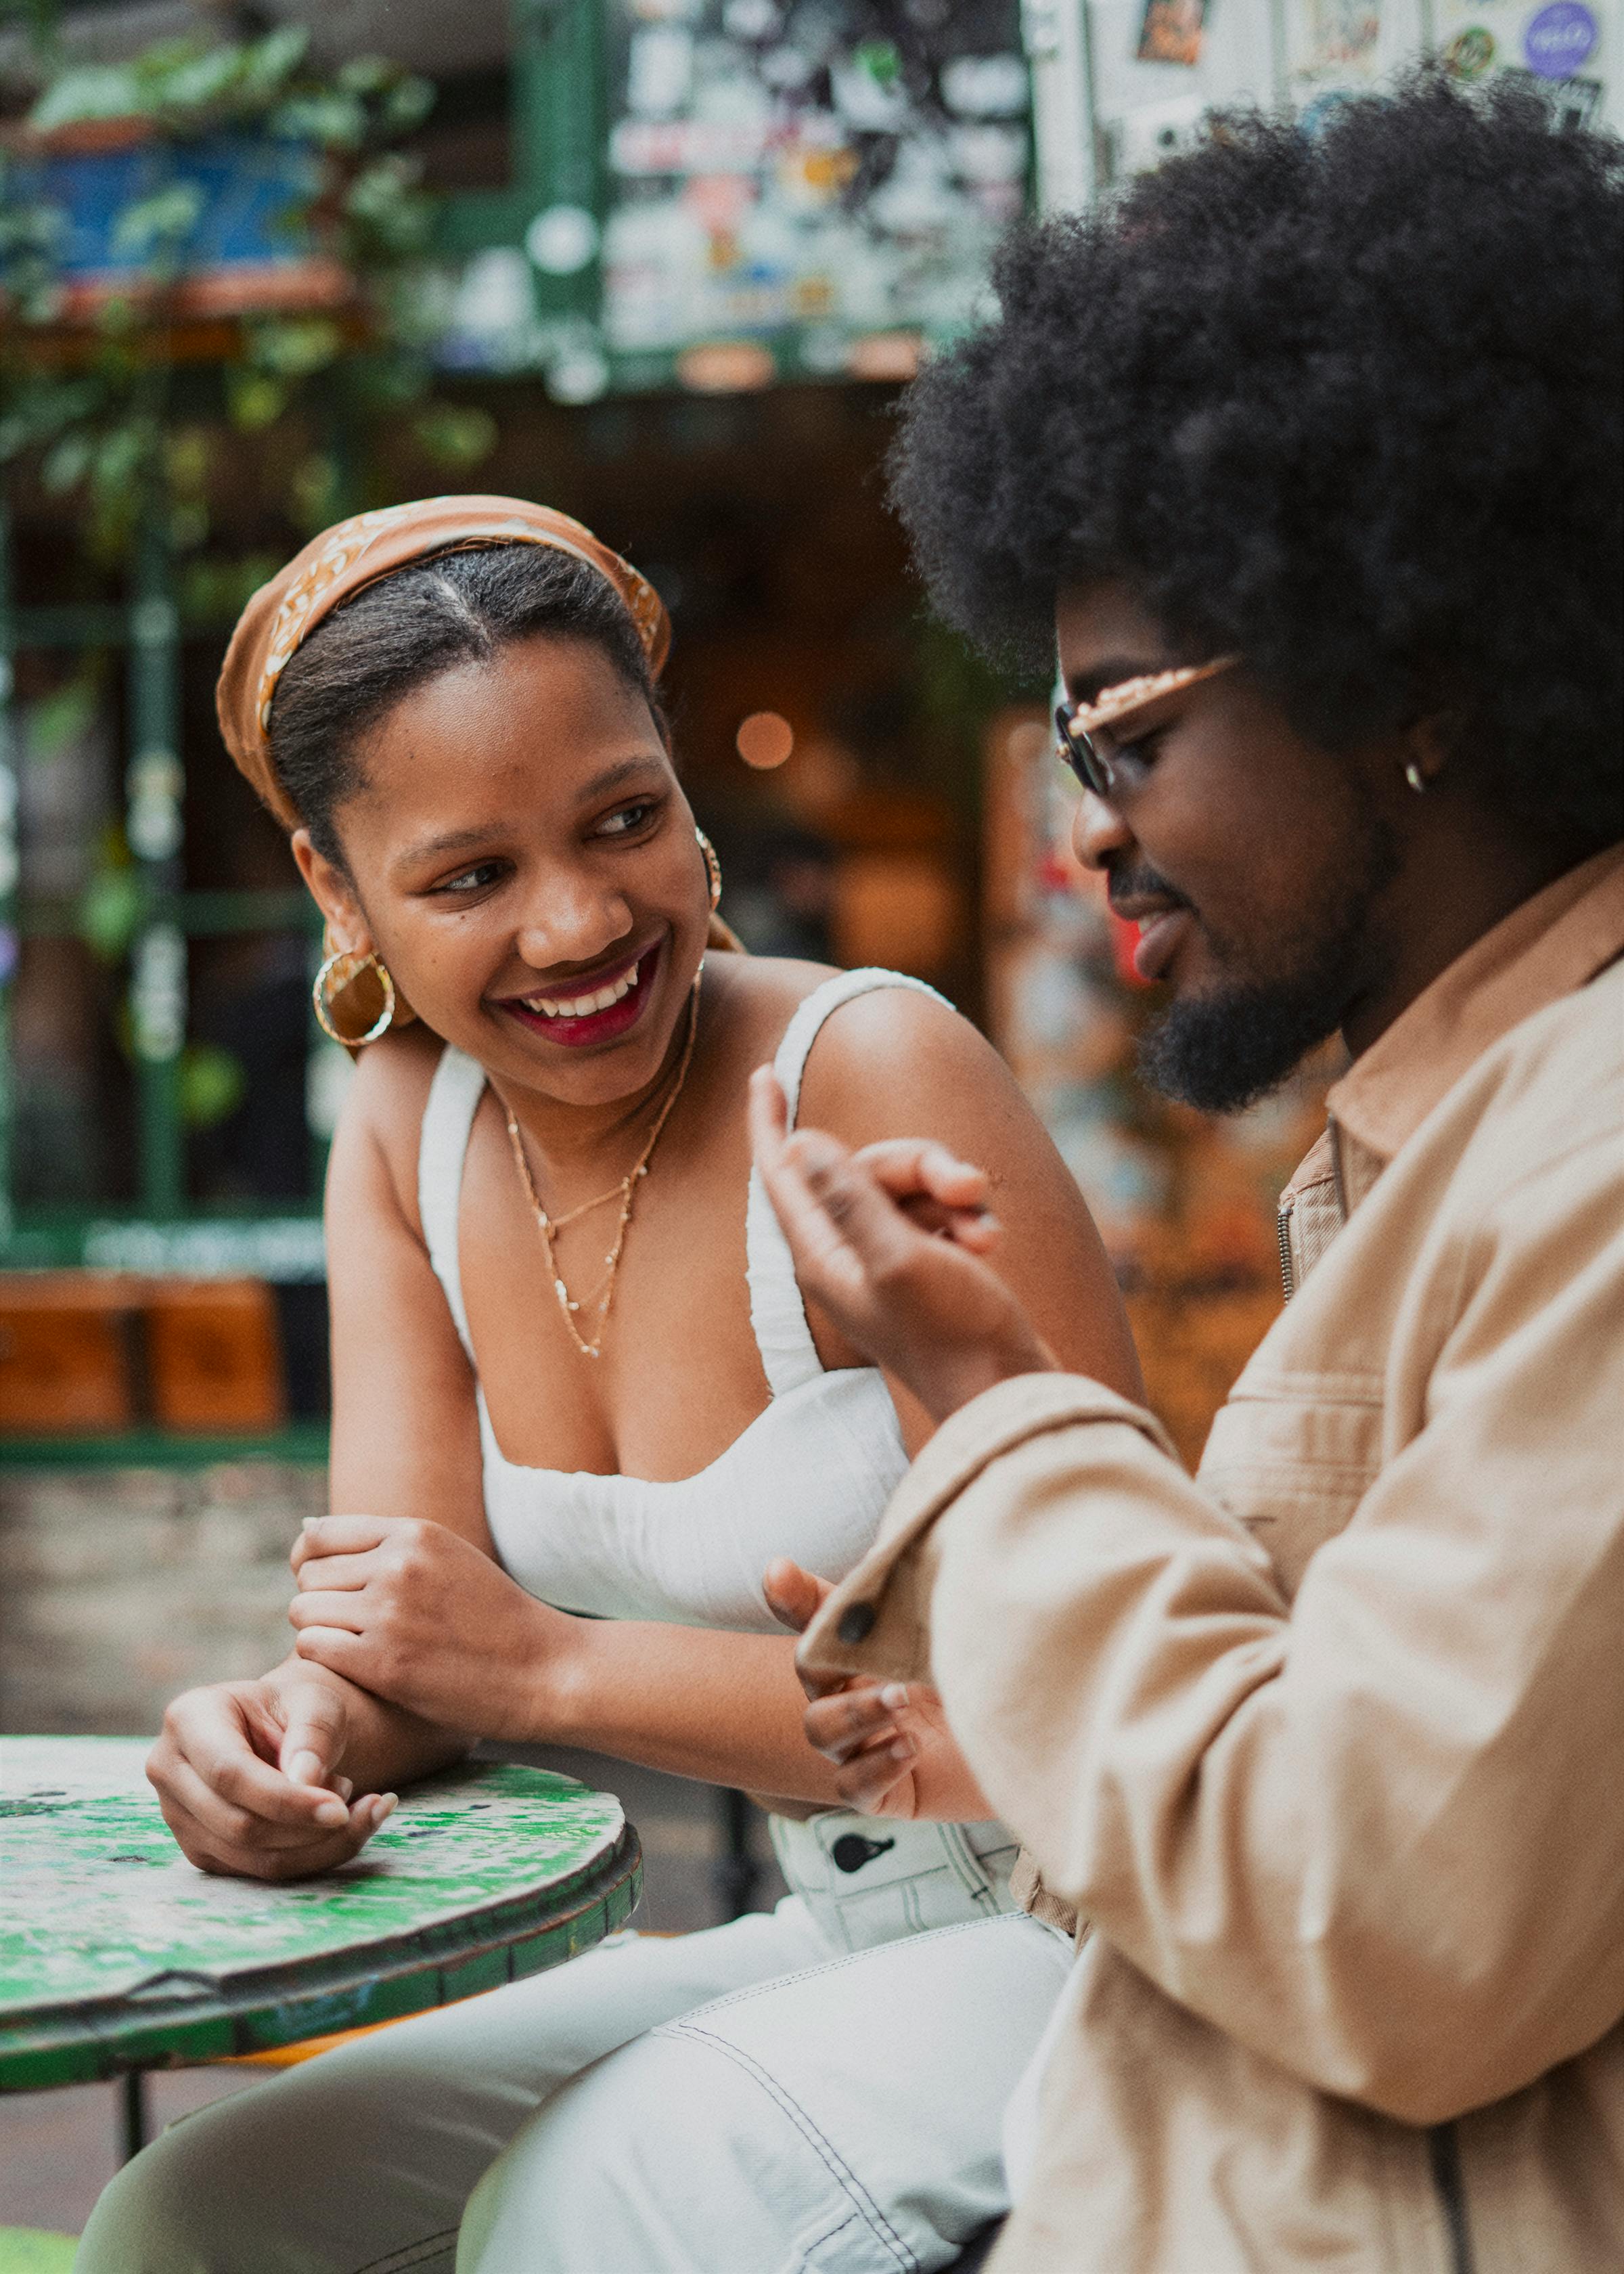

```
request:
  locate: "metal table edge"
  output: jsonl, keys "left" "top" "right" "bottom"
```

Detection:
{"left": 0, "top": 1822, "right": 641, "bottom": 2091}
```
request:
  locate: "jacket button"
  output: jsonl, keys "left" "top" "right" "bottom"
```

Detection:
{"left": 837, "top": 1602, "right": 876, "bottom": 1644}
{"left": 832, "top": 1832, "right": 896, "bottom": 1873}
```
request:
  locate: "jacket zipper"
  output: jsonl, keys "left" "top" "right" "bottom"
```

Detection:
{"left": 1426, "top": 2122, "right": 1476, "bottom": 2274}
{"left": 1276, "top": 1199, "right": 1296, "bottom": 1301}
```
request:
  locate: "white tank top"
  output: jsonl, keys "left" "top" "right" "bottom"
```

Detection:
{"left": 418, "top": 967, "right": 944, "bottom": 1634}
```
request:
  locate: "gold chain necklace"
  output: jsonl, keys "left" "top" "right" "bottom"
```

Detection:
{"left": 503, "top": 973, "right": 702, "bottom": 1360}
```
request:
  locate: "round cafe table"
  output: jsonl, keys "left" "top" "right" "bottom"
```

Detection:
{"left": 0, "top": 1736, "right": 641, "bottom": 2160}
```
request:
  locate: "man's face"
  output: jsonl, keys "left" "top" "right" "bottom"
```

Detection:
{"left": 1056, "top": 581, "right": 1399, "bottom": 1111}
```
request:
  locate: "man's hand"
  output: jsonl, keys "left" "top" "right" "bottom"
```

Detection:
{"left": 290, "top": 1515, "right": 566, "bottom": 1740}
{"left": 764, "top": 1557, "right": 993, "bottom": 1823}
{"left": 147, "top": 1662, "right": 397, "bottom": 1881}
{"left": 748, "top": 1067, "right": 1056, "bottom": 1424}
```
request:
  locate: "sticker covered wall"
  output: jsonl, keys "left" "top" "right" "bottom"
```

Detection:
{"left": 600, "top": 0, "right": 1030, "bottom": 390}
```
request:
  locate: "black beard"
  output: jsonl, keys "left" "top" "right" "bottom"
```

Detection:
{"left": 1135, "top": 816, "right": 1399, "bottom": 1114}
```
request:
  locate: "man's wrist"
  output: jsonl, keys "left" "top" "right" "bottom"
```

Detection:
{"left": 918, "top": 1337, "right": 1059, "bottom": 1424}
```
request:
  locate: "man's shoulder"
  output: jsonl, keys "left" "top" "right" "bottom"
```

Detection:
{"left": 1468, "top": 952, "right": 1621, "bottom": 1132}
{"left": 1433, "top": 955, "right": 1623, "bottom": 1214}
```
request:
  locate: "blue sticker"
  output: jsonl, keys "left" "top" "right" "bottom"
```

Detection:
{"left": 1522, "top": 2, "right": 1598, "bottom": 79}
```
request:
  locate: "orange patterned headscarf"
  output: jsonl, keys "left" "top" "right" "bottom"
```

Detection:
{"left": 216, "top": 495, "right": 671, "bottom": 829}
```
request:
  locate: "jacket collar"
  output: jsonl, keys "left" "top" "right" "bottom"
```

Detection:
{"left": 1326, "top": 842, "right": 1624, "bottom": 1171}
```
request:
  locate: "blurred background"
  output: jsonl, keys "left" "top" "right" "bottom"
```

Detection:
{"left": 0, "top": 0, "right": 1616, "bottom": 2220}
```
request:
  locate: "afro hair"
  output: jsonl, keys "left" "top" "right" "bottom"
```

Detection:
{"left": 890, "top": 72, "right": 1623, "bottom": 850}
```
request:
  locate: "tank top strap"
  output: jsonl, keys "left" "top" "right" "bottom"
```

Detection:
{"left": 418, "top": 1044, "right": 488, "bottom": 1366}
{"left": 746, "top": 968, "right": 949, "bottom": 1398}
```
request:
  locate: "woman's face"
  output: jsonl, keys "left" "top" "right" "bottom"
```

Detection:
{"left": 294, "top": 632, "right": 710, "bottom": 1108}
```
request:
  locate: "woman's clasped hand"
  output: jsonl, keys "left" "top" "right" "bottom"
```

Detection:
{"left": 289, "top": 1514, "right": 574, "bottom": 1739}
{"left": 145, "top": 1659, "right": 401, "bottom": 1880}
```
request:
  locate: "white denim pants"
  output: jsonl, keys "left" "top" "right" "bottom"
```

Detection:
{"left": 76, "top": 1815, "right": 1070, "bottom": 2274}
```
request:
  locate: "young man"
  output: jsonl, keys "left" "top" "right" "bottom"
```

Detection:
{"left": 754, "top": 74, "right": 1624, "bottom": 2273}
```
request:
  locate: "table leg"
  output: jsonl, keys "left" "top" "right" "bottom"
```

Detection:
{"left": 118, "top": 2069, "right": 150, "bottom": 2162}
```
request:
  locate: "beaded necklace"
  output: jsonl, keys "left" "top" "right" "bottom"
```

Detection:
{"left": 503, "top": 971, "right": 701, "bottom": 1360}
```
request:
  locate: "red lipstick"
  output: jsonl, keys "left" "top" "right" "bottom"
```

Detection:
{"left": 497, "top": 939, "right": 663, "bottom": 1050}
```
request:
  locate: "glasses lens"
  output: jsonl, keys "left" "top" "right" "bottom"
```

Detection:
{"left": 1055, "top": 705, "right": 1108, "bottom": 798}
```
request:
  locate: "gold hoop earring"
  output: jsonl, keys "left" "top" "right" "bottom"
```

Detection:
{"left": 696, "top": 827, "right": 722, "bottom": 912}
{"left": 313, "top": 947, "right": 397, "bottom": 1046}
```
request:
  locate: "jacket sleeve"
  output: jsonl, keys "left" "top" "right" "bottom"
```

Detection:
{"left": 801, "top": 1136, "right": 1624, "bottom": 2124}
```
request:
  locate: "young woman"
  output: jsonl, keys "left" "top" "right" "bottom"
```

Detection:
{"left": 80, "top": 496, "right": 1139, "bottom": 2273}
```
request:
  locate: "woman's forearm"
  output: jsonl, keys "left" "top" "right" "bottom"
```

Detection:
{"left": 539, "top": 1622, "right": 844, "bottom": 1802}
{"left": 340, "top": 1691, "right": 472, "bottom": 1793}
{"left": 270, "top": 1656, "right": 472, "bottom": 1793}
{"left": 290, "top": 1519, "right": 842, "bottom": 1800}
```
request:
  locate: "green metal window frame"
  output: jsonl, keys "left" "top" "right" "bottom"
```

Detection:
{"left": 0, "top": 491, "right": 326, "bottom": 1255}
{"left": 440, "top": 0, "right": 606, "bottom": 307}
{"left": 0, "top": 493, "right": 332, "bottom": 1466}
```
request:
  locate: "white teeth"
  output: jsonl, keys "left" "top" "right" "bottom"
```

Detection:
{"left": 524, "top": 961, "right": 641, "bottom": 1019}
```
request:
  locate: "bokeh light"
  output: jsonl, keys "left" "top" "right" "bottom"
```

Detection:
{"left": 735, "top": 711, "right": 795, "bottom": 768}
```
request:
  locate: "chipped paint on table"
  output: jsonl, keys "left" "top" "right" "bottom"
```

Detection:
{"left": 0, "top": 1737, "right": 641, "bottom": 2089}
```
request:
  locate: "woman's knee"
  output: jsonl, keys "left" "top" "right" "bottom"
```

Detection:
{"left": 76, "top": 2088, "right": 281, "bottom": 2274}
{"left": 75, "top": 2056, "right": 461, "bottom": 2274}
{"left": 457, "top": 2027, "right": 916, "bottom": 2274}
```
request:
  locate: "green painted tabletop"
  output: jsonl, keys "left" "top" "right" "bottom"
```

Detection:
{"left": 0, "top": 1737, "right": 641, "bottom": 2090}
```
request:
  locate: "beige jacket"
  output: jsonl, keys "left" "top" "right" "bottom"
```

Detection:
{"left": 803, "top": 847, "right": 1624, "bottom": 2273}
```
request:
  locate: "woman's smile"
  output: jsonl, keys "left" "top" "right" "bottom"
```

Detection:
{"left": 494, "top": 937, "right": 665, "bottom": 1050}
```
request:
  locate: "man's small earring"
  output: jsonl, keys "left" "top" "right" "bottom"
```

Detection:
{"left": 1403, "top": 762, "right": 1428, "bottom": 795}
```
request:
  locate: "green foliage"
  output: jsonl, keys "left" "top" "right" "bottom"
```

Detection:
{"left": 0, "top": 9, "right": 487, "bottom": 568}
{"left": 26, "top": 653, "right": 103, "bottom": 758}
{"left": 176, "top": 550, "right": 282, "bottom": 627}
{"left": 29, "top": 26, "right": 313, "bottom": 137}
{"left": 413, "top": 403, "right": 501, "bottom": 471}
{"left": 109, "top": 182, "right": 206, "bottom": 262}
{"left": 179, "top": 1040, "right": 246, "bottom": 1129}
{"left": 76, "top": 860, "right": 143, "bottom": 963}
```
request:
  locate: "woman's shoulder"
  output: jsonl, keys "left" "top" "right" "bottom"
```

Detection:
{"left": 715, "top": 956, "right": 1011, "bottom": 1139}
{"left": 344, "top": 1018, "right": 449, "bottom": 1121}
{"left": 790, "top": 967, "right": 1035, "bottom": 1153}
{"left": 702, "top": 950, "right": 837, "bottom": 1061}
{"left": 713, "top": 952, "right": 966, "bottom": 1044}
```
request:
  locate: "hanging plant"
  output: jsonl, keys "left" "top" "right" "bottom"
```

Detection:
{"left": 0, "top": 12, "right": 491, "bottom": 565}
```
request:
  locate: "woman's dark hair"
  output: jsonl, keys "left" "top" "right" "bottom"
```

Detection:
{"left": 890, "top": 72, "right": 1623, "bottom": 849}
{"left": 269, "top": 543, "right": 661, "bottom": 866}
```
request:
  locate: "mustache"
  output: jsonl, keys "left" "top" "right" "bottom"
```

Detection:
{"left": 1106, "top": 862, "right": 1192, "bottom": 916}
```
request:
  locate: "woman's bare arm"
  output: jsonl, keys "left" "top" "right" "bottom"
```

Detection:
{"left": 148, "top": 1035, "right": 482, "bottom": 1875}
{"left": 323, "top": 1034, "right": 491, "bottom": 1542}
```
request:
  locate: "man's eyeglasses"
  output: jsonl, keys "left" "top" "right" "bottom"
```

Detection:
{"left": 1055, "top": 654, "right": 1240, "bottom": 801}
